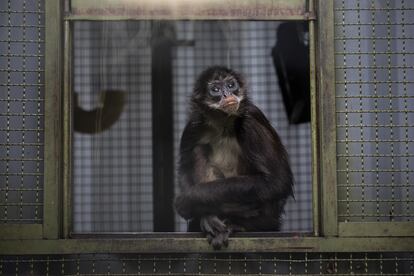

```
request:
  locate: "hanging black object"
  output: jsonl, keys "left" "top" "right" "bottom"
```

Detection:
{"left": 272, "top": 22, "right": 310, "bottom": 124}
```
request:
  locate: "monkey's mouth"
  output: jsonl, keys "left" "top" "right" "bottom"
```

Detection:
{"left": 223, "top": 99, "right": 238, "bottom": 108}
{"left": 221, "top": 98, "right": 240, "bottom": 113}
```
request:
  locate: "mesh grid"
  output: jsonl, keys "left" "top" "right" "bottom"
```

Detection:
{"left": 0, "top": 0, "right": 45, "bottom": 224}
{"left": 72, "top": 21, "right": 312, "bottom": 233}
{"left": 335, "top": 0, "right": 414, "bottom": 222}
{"left": 72, "top": 22, "right": 153, "bottom": 232}
{"left": 1, "top": 252, "right": 413, "bottom": 275}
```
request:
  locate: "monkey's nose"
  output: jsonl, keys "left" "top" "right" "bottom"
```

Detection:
{"left": 223, "top": 90, "right": 231, "bottom": 97}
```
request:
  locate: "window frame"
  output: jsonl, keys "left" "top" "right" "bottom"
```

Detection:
{"left": 62, "top": 0, "right": 321, "bottom": 238}
{"left": 1, "top": 0, "right": 414, "bottom": 254}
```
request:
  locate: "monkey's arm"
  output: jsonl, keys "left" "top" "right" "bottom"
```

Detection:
{"left": 175, "top": 175, "right": 268, "bottom": 219}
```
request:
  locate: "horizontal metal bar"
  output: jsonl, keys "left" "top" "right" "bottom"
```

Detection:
{"left": 0, "top": 24, "right": 45, "bottom": 28}
{"left": 0, "top": 203, "right": 43, "bottom": 206}
{"left": 338, "top": 199, "right": 414, "bottom": 203}
{"left": 1, "top": 157, "right": 43, "bottom": 161}
{"left": 335, "top": 51, "right": 414, "bottom": 55}
{"left": 337, "top": 169, "right": 414, "bottom": 173}
{"left": 336, "top": 65, "right": 414, "bottom": 69}
{"left": 67, "top": 0, "right": 310, "bottom": 21}
{"left": 3, "top": 256, "right": 414, "bottom": 263}
{"left": 335, "top": 36, "right": 414, "bottom": 40}
{"left": 66, "top": 14, "right": 313, "bottom": 21}
{"left": 338, "top": 184, "right": 414, "bottom": 188}
{"left": 0, "top": 10, "right": 45, "bottom": 14}
{"left": 0, "top": 113, "right": 44, "bottom": 116}
{"left": 337, "top": 124, "right": 414, "bottom": 128}
{"left": 0, "top": 172, "right": 43, "bottom": 176}
{"left": 0, "top": 98, "right": 44, "bottom": 102}
{"left": 0, "top": 83, "right": 45, "bottom": 87}
{"left": 338, "top": 214, "right": 413, "bottom": 217}
{"left": 336, "top": 110, "right": 414, "bottom": 113}
{"left": 338, "top": 153, "right": 414, "bottom": 157}
{"left": 336, "top": 95, "right": 414, "bottom": 99}
{"left": 336, "top": 80, "right": 414, "bottom": 84}
{"left": 0, "top": 39, "right": 44, "bottom": 43}
{"left": 1, "top": 237, "right": 414, "bottom": 254}
{"left": 0, "top": 187, "right": 43, "bottom": 191}
{"left": 337, "top": 139, "right": 414, "bottom": 143}
{"left": 0, "top": 142, "right": 43, "bottom": 146}
{"left": 0, "top": 219, "right": 42, "bottom": 222}
{"left": 335, "top": 22, "right": 414, "bottom": 26}
{"left": 0, "top": 224, "right": 43, "bottom": 240}
{"left": 335, "top": 7, "right": 414, "bottom": 11}
{"left": 0, "top": 128, "right": 44, "bottom": 132}
{"left": 339, "top": 222, "right": 414, "bottom": 237}
{"left": 0, "top": 54, "right": 44, "bottom": 58}
{"left": 0, "top": 69, "right": 43, "bottom": 73}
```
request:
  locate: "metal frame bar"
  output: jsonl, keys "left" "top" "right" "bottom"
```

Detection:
{"left": 2, "top": 236, "right": 414, "bottom": 254}
{"left": 43, "top": 0, "right": 63, "bottom": 239}
{"left": 66, "top": 0, "right": 313, "bottom": 21}
{"left": 315, "top": 0, "right": 338, "bottom": 237}
{"left": 339, "top": 222, "right": 414, "bottom": 237}
{"left": 62, "top": 19, "right": 73, "bottom": 239}
{"left": 0, "top": 225, "right": 43, "bottom": 240}
{"left": 308, "top": 0, "right": 319, "bottom": 237}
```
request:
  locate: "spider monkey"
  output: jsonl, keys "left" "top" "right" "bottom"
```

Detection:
{"left": 175, "top": 66, "right": 294, "bottom": 249}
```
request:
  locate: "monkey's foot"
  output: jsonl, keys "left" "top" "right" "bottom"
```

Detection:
{"left": 200, "top": 215, "right": 231, "bottom": 250}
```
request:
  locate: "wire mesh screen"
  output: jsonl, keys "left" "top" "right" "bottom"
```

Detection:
{"left": 335, "top": 0, "right": 414, "bottom": 221}
{"left": 73, "top": 22, "right": 153, "bottom": 232}
{"left": 0, "top": 0, "right": 45, "bottom": 224}
{"left": 335, "top": 0, "right": 414, "bottom": 222}
{"left": 1, "top": 252, "right": 414, "bottom": 275}
{"left": 72, "top": 21, "right": 312, "bottom": 233}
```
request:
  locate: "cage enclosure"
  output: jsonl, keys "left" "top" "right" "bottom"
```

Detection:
{"left": 1, "top": 0, "right": 414, "bottom": 275}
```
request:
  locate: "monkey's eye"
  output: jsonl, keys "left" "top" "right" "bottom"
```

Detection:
{"left": 209, "top": 86, "right": 221, "bottom": 96}
{"left": 227, "top": 81, "right": 235, "bottom": 88}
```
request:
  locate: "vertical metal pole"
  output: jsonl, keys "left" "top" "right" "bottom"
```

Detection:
{"left": 151, "top": 22, "right": 175, "bottom": 232}
{"left": 316, "top": 0, "right": 338, "bottom": 237}
{"left": 308, "top": 0, "right": 320, "bottom": 237}
{"left": 44, "top": 0, "right": 63, "bottom": 239}
{"left": 62, "top": 19, "right": 73, "bottom": 238}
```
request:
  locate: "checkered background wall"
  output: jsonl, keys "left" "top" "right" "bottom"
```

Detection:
{"left": 72, "top": 21, "right": 312, "bottom": 233}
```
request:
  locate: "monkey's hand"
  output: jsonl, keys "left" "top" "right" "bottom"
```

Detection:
{"left": 200, "top": 215, "right": 231, "bottom": 250}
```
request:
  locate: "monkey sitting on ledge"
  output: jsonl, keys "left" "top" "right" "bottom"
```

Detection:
{"left": 175, "top": 66, "right": 294, "bottom": 250}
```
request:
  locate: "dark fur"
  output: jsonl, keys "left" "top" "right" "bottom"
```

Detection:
{"left": 175, "top": 66, "right": 294, "bottom": 249}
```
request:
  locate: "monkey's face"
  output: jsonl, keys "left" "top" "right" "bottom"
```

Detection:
{"left": 194, "top": 67, "right": 245, "bottom": 115}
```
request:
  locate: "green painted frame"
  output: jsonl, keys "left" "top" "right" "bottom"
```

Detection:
{"left": 1, "top": 0, "right": 414, "bottom": 255}
{"left": 0, "top": 0, "right": 63, "bottom": 241}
